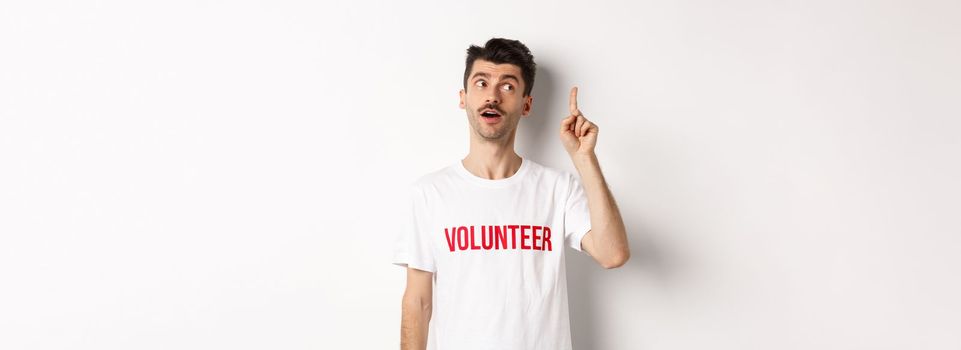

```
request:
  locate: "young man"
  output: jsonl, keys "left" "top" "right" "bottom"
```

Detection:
{"left": 393, "top": 37, "right": 630, "bottom": 350}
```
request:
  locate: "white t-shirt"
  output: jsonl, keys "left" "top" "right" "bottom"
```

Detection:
{"left": 392, "top": 156, "right": 593, "bottom": 350}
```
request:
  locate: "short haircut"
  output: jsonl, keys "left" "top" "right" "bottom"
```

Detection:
{"left": 463, "top": 38, "right": 537, "bottom": 97}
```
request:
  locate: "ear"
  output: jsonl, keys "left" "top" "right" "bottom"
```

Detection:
{"left": 459, "top": 89, "right": 466, "bottom": 109}
{"left": 521, "top": 95, "right": 533, "bottom": 117}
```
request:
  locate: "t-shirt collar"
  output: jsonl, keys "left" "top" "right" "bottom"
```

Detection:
{"left": 454, "top": 157, "right": 531, "bottom": 188}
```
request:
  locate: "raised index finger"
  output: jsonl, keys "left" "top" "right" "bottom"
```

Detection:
{"left": 569, "top": 86, "right": 579, "bottom": 115}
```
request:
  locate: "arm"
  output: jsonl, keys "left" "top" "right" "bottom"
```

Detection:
{"left": 560, "top": 86, "right": 630, "bottom": 269}
{"left": 400, "top": 267, "right": 433, "bottom": 350}
{"left": 574, "top": 153, "right": 630, "bottom": 269}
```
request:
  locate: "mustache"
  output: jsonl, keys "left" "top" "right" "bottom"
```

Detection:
{"left": 478, "top": 104, "right": 503, "bottom": 114}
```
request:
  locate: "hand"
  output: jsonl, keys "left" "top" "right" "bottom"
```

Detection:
{"left": 559, "top": 86, "right": 598, "bottom": 157}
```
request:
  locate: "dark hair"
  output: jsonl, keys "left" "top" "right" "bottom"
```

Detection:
{"left": 463, "top": 38, "right": 536, "bottom": 97}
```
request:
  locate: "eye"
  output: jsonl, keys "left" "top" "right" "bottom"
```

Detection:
{"left": 475, "top": 80, "right": 486, "bottom": 88}
{"left": 502, "top": 83, "right": 513, "bottom": 91}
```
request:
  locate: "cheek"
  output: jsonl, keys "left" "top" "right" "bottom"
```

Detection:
{"left": 465, "top": 94, "right": 479, "bottom": 105}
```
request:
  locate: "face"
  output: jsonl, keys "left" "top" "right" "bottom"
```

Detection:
{"left": 459, "top": 59, "right": 533, "bottom": 141}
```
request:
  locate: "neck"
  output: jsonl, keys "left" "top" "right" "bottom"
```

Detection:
{"left": 462, "top": 137, "right": 522, "bottom": 180}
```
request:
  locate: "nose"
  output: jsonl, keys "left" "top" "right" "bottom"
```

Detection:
{"left": 485, "top": 90, "right": 501, "bottom": 105}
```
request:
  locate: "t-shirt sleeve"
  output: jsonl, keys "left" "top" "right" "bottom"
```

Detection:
{"left": 565, "top": 173, "right": 592, "bottom": 253}
{"left": 391, "top": 185, "right": 436, "bottom": 273}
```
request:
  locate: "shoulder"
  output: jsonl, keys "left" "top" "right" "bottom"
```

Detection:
{"left": 407, "top": 161, "right": 458, "bottom": 194}
{"left": 526, "top": 158, "right": 576, "bottom": 182}
{"left": 523, "top": 159, "right": 579, "bottom": 197}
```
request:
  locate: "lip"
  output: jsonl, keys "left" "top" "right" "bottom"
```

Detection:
{"left": 481, "top": 115, "right": 501, "bottom": 124}
{"left": 480, "top": 108, "right": 502, "bottom": 117}
{"left": 480, "top": 108, "right": 502, "bottom": 125}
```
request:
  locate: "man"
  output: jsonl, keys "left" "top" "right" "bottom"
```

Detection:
{"left": 393, "top": 37, "right": 630, "bottom": 350}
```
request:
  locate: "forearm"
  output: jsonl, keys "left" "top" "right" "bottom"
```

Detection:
{"left": 400, "top": 297, "right": 431, "bottom": 350}
{"left": 572, "top": 152, "right": 629, "bottom": 263}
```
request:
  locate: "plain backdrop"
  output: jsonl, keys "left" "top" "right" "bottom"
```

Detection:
{"left": 1, "top": 0, "right": 959, "bottom": 349}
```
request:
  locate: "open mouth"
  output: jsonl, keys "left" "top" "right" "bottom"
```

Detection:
{"left": 480, "top": 109, "right": 502, "bottom": 118}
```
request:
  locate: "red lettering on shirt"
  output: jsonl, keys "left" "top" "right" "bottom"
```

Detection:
{"left": 444, "top": 227, "right": 456, "bottom": 252}
{"left": 520, "top": 225, "right": 531, "bottom": 250}
{"left": 481, "top": 225, "right": 494, "bottom": 250}
{"left": 532, "top": 226, "right": 541, "bottom": 251}
{"left": 543, "top": 226, "right": 552, "bottom": 251}
{"left": 457, "top": 227, "right": 469, "bottom": 251}
{"left": 495, "top": 225, "right": 507, "bottom": 249}
{"left": 443, "top": 225, "right": 553, "bottom": 253}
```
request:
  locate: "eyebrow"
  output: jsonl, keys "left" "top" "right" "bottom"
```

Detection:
{"left": 470, "top": 72, "right": 520, "bottom": 83}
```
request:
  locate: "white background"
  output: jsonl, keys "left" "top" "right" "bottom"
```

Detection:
{"left": 2, "top": 0, "right": 959, "bottom": 349}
